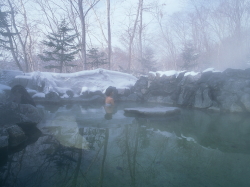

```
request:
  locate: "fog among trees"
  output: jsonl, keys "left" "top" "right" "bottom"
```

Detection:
{"left": 1, "top": 0, "right": 250, "bottom": 74}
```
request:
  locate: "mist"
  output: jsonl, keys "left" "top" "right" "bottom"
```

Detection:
{"left": 0, "top": 0, "right": 250, "bottom": 73}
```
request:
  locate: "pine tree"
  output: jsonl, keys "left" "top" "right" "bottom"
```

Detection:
{"left": 0, "top": 9, "right": 8, "bottom": 49}
{"left": 0, "top": 8, "right": 17, "bottom": 52}
{"left": 86, "top": 48, "right": 108, "bottom": 69}
{"left": 0, "top": 7, "right": 23, "bottom": 70}
{"left": 180, "top": 42, "right": 199, "bottom": 70}
{"left": 39, "top": 19, "right": 79, "bottom": 73}
{"left": 140, "top": 47, "right": 157, "bottom": 73}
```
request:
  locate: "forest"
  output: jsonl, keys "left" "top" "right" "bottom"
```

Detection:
{"left": 0, "top": 0, "right": 250, "bottom": 74}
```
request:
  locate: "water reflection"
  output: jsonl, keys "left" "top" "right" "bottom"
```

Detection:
{"left": 104, "top": 104, "right": 118, "bottom": 120}
{"left": 1, "top": 104, "right": 250, "bottom": 187}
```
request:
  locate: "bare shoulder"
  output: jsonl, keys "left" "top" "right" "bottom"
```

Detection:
{"left": 106, "top": 96, "right": 114, "bottom": 105}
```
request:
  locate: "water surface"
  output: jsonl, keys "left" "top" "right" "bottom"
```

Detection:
{"left": 1, "top": 103, "right": 250, "bottom": 187}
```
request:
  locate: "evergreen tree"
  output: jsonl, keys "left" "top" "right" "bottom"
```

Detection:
{"left": 180, "top": 42, "right": 199, "bottom": 70}
{"left": 140, "top": 47, "right": 157, "bottom": 73}
{"left": 0, "top": 8, "right": 8, "bottom": 49}
{"left": 39, "top": 19, "right": 79, "bottom": 73}
{"left": 86, "top": 48, "right": 108, "bottom": 69}
{"left": 0, "top": 7, "right": 23, "bottom": 70}
{"left": 0, "top": 8, "right": 16, "bottom": 52}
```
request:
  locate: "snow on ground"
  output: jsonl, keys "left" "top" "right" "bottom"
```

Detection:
{"left": 1, "top": 68, "right": 222, "bottom": 99}
{"left": 184, "top": 71, "right": 200, "bottom": 77}
{"left": 149, "top": 70, "right": 184, "bottom": 78}
{"left": 202, "top": 68, "right": 221, "bottom": 73}
{"left": 203, "top": 68, "right": 215, "bottom": 73}
{"left": 14, "top": 68, "right": 138, "bottom": 97}
{"left": 149, "top": 68, "right": 220, "bottom": 78}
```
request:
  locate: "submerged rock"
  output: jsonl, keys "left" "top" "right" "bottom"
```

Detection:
{"left": 0, "top": 102, "right": 43, "bottom": 125}
{"left": 0, "top": 128, "right": 9, "bottom": 167}
{"left": 0, "top": 129, "right": 9, "bottom": 149}
{"left": 7, "top": 125, "right": 27, "bottom": 147}
{"left": 124, "top": 107, "right": 181, "bottom": 117}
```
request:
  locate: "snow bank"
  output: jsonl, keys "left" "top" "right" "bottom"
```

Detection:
{"left": 149, "top": 70, "right": 185, "bottom": 78}
{"left": 184, "top": 71, "right": 200, "bottom": 77}
{"left": 149, "top": 68, "right": 220, "bottom": 78}
{"left": 14, "top": 68, "right": 137, "bottom": 97}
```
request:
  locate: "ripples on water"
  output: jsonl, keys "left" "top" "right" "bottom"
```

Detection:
{"left": 1, "top": 103, "right": 250, "bottom": 187}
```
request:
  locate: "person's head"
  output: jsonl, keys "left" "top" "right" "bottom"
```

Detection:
{"left": 105, "top": 87, "right": 113, "bottom": 97}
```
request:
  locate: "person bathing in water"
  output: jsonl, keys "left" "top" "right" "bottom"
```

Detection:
{"left": 104, "top": 87, "right": 115, "bottom": 119}
{"left": 105, "top": 87, "right": 114, "bottom": 107}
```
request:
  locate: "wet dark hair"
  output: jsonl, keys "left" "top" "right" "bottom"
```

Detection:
{"left": 105, "top": 87, "right": 113, "bottom": 96}
{"left": 11, "top": 85, "right": 36, "bottom": 107}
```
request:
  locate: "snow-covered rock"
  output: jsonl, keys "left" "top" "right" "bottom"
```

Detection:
{"left": 13, "top": 69, "right": 137, "bottom": 98}
{"left": 130, "top": 68, "right": 250, "bottom": 113}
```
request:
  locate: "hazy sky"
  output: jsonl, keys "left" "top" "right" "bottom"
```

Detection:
{"left": 92, "top": 0, "right": 189, "bottom": 48}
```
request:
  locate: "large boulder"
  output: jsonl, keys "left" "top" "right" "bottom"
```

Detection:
{"left": 17, "top": 122, "right": 42, "bottom": 144}
{"left": 131, "top": 68, "right": 250, "bottom": 113}
{"left": 45, "top": 91, "right": 61, "bottom": 103}
{"left": 0, "top": 129, "right": 9, "bottom": 150}
{"left": 18, "top": 103, "right": 43, "bottom": 123}
{"left": 0, "top": 129, "right": 8, "bottom": 166}
{"left": 0, "top": 102, "right": 43, "bottom": 125}
{"left": 7, "top": 125, "right": 27, "bottom": 147}
{"left": 194, "top": 86, "right": 213, "bottom": 109}
{"left": 10, "top": 85, "right": 36, "bottom": 106}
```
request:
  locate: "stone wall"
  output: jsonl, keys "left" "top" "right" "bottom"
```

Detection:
{"left": 2, "top": 68, "right": 250, "bottom": 113}
{"left": 122, "top": 68, "right": 250, "bottom": 113}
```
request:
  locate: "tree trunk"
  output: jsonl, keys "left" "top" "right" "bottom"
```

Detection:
{"left": 128, "top": 0, "right": 141, "bottom": 73}
{"left": 139, "top": 0, "right": 143, "bottom": 62}
{"left": 5, "top": 27, "right": 23, "bottom": 71}
{"left": 107, "top": 0, "right": 112, "bottom": 70}
{"left": 20, "top": 0, "right": 34, "bottom": 72}
{"left": 7, "top": 0, "right": 29, "bottom": 72}
{"left": 78, "top": 0, "right": 87, "bottom": 70}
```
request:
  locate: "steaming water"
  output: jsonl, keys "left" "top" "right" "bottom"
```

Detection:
{"left": 1, "top": 103, "right": 250, "bottom": 187}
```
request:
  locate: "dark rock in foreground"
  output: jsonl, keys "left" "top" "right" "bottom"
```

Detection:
{"left": 124, "top": 107, "right": 181, "bottom": 117}
{"left": 7, "top": 125, "right": 27, "bottom": 147}
{"left": 0, "top": 102, "right": 43, "bottom": 125}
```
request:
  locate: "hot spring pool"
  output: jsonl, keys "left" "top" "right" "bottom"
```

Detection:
{"left": 1, "top": 102, "right": 250, "bottom": 187}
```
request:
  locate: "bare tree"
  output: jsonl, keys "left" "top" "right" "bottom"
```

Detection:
{"left": 152, "top": 3, "right": 179, "bottom": 70}
{"left": 128, "top": 1, "right": 141, "bottom": 72}
{"left": 19, "top": 0, "right": 34, "bottom": 71}
{"left": 138, "top": 0, "right": 143, "bottom": 62}
{"left": 68, "top": 0, "right": 100, "bottom": 70}
{"left": 8, "top": 0, "right": 30, "bottom": 72}
{"left": 107, "top": 0, "right": 111, "bottom": 69}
